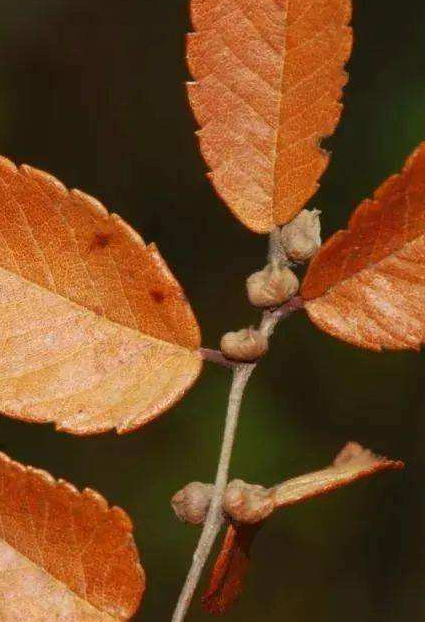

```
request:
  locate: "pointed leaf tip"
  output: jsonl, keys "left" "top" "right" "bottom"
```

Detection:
{"left": 187, "top": 0, "right": 353, "bottom": 232}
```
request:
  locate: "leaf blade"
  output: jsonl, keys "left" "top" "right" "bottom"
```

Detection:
{"left": 187, "top": 0, "right": 352, "bottom": 233}
{"left": 302, "top": 143, "right": 425, "bottom": 350}
{"left": 0, "top": 156, "right": 202, "bottom": 434}
{"left": 0, "top": 451, "right": 144, "bottom": 621}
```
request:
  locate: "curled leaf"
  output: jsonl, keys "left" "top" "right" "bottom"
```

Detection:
{"left": 203, "top": 442, "right": 403, "bottom": 615}
{"left": 0, "top": 450, "right": 144, "bottom": 620}
{"left": 202, "top": 523, "right": 260, "bottom": 616}
{"left": 271, "top": 441, "right": 403, "bottom": 508}
{"left": 0, "top": 156, "right": 202, "bottom": 434}
{"left": 187, "top": 0, "right": 352, "bottom": 232}
{"left": 302, "top": 142, "right": 425, "bottom": 351}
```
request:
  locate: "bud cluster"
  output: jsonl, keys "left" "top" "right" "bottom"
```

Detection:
{"left": 244, "top": 209, "right": 321, "bottom": 311}
{"left": 281, "top": 209, "right": 321, "bottom": 263}
{"left": 171, "top": 479, "right": 275, "bottom": 525}
{"left": 247, "top": 261, "right": 299, "bottom": 308}
{"left": 220, "top": 327, "right": 268, "bottom": 363}
{"left": 223, "top": 479, "right": 274, "bottom": 524}
{"left": 171, "top": 482, "right": 214, "bottom": 525}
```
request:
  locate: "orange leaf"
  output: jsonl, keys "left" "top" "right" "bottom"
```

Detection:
{"left": 302, "top": 143, "right": 425, "bottom": 351}
{"left": 271, "top": 441, "right": 403, "bottom": 508}
{"left": 0, "top": 450, "right": 144, "bottom": 620}
{"left": 187, "top": 0, "right": 352, "bottom": 233}
{"left": 203, "top": 443, "right": 403, "bottom": 615}
{"left": 0, "top": 156, "right": 202, "bottom": 434}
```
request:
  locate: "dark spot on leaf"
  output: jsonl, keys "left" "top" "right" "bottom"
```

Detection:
{"left": 90, "top": 231, "right": 112, "bottom": 251}
{"left": 150, "top": 289, "right": 166, "bottom": 304}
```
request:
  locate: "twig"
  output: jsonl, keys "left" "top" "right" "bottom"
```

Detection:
{"left": 200, "top": 296, "right": 304, "bottom": 367}
{"left": 260, "top": 295, "right": 304, "bottom": 338}
{"left": 200, "top": 348, "right": 236, "bottom": 368}
{"left": 171, "top": 363, "right": 254, "bottom": 622}
{"left": 171, "top": 293, "right": 304, "bottom": 622}
{"left": 267, "top": 226, "right": 287, "bottom": 265}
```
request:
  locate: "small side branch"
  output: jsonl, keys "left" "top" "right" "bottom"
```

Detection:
{"left": 260, "top": 295, "right": 304, "bottom": 337}
{"left": 200, "top": 348, "right": 236, "bottom": 368}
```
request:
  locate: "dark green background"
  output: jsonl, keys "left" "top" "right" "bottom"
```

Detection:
{"left": 0, "top": 1, "right": 423, "bottom": 620}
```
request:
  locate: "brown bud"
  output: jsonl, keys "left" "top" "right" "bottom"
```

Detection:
{"left": 220, "top": 328, "right": 268, "bottom": 363}
{"left": 281, "top": 209, "right": 321, "bottom": 262}
{"left": 171, "top": 482, "right": 214, "bottom": 525}
{"left": 246, "top": 262, "right": 299, "bottom": 308}
{"left": 223, "top": 479, "right": 274, "bottom": 524}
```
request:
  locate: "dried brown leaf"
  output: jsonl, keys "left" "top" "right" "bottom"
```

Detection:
{"left": 0, "top": 156, "right": 202, "bottom": 434}
{"left": 0, "top": 450, "right": 144, "bottom": 621}
{"left": 302, "top": 143, "right": 425, "bottom": 351}
{"left": 187, "top": 0, "right": 352, "bottom": 233}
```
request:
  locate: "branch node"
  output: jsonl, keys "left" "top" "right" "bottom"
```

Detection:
{"left": 172, "top": 483, "right": 215, "bottom": 525}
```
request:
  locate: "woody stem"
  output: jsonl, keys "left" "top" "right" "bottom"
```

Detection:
{"left": 171, "top": 232, "right": 303, "bottom": 622}
{"left": 171, "top": 363, "right": 254, "bottom": 622}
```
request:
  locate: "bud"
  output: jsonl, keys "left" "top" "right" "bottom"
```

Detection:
{"left": 171, "top": 482, "right": 214, "bottom": 525}
{"left": 223, "top": 479, "right": 274, "bottom": 524}
{"left": 220, "top": 328, "right": 268, "bottom": 363}
{"left": 281, "top": 209, "right": 321, "bottom": 262}
{"left": 246, "top": 262, "right": 299, "bottom": 308}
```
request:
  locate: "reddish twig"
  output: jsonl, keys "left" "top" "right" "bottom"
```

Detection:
{"left": 200, "top": 348, "right": 236, "bottom": 368}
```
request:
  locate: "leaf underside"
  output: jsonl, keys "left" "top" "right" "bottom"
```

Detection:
{"left": 187, "top": 0, "right": 352, "bottom": 233}
{"left": 302, "top": 142, "right": 425, "bottom": 351}
{"left": 0, "top": 156, "right": 202, "bottom": 434}
{"left": 0, "top": 451, "right": 144, "bottom": 621}
{"left": 203, "top": 442, "right": 403, "bottom": 615}
{"left": 202, "top": 523, "right": 260, "bottom": 616}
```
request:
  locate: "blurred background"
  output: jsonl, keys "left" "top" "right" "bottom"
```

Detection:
{"left": 0, "top": 0, "right": 423, "bottom": 620}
